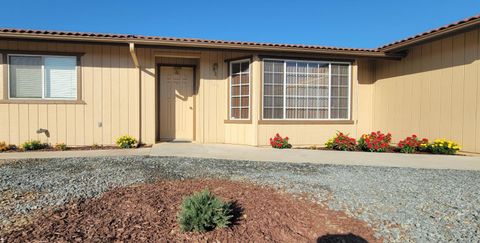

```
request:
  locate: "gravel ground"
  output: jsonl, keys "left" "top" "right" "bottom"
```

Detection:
{"left": 0, "top": 156, "right": 479, "bottom": 242}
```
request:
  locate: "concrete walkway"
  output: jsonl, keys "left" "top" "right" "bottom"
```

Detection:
{"left": 0, "top": 143, "right": 479, "bottom": 171}
{"left": 150, "top": 143, "right": 480, "bottom": 171}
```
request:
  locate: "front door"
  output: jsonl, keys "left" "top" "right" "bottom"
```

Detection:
{"left": 159, "top": 66, "right": 194, "bottom": 141}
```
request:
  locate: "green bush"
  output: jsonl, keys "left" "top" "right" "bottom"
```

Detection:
{"left": 115, "top": 135, "right": 138, "bottom": 148}
{"left": 177, "top": 189, "right": 233, "bottom": 232}
{"left": 54, "top": 143, "right": 68, "bottom": 151}
{"left": 20, "top": 140, "right": 48, "bottom": 151}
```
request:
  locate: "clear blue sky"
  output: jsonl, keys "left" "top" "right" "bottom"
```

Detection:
{"left": 1, "top": 0, "right": 478, "bottom": 48}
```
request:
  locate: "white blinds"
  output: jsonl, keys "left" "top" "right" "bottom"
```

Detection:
{"left": 44, "top": 56, "right": 77, "bottom": 99}
{"left": 9, "top": 55, "right": 77, "bottom": 99}
{"left": 9, "top": 56, "right": 43, "bottom": 98}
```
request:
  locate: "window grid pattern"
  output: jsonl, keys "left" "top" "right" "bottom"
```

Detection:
{"left": 230, "top": 60, "right": 250, "bottom": 119}
{"left": 263, "top": 61, "right": 284, "bottom": 119}
{"left": 263, "top": 60, "right": 350, "bottom": 120}
{"left": 330, "top": 64, "right": 350, "bottom": 119}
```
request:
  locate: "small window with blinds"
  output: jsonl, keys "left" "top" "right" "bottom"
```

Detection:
{"left": 263, "top": 59, "right": 350, "bottom": 120}
{"left": 9, "top": 55, "right": 78, "bottom": 100}
{"left": 229, "top": 60, "right": 250, "bottom": 120}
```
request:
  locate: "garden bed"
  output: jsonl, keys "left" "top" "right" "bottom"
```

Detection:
{"left": 299, "top": 146, "right": 465, "bottom": 156}
{"left": 0, "top": 144, "right": 151, "bottom": 153}
{"left": 2, "top": 179, "right": 380, "bottom": 242}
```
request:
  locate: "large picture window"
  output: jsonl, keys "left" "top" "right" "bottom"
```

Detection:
{"left": 229, "top": 60, "right": 250, "bottom": 120}
{"left": 263, "top": 59, "right": 350, "bottom": 120}
{"left": 9, "top": 55, "right": 78, "bottom": 100}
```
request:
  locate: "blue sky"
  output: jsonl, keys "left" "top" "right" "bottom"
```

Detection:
{"left": 1, "top": 0, "right": 478, "bottom": 48}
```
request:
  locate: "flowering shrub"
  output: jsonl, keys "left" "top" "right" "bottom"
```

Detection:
{"left": 358, "top": 131, "right": 392, "bottom": 152}
{"left": 397, "top": 135, "right": 429, "bottom": 153}
{"left": 116, "top": 135, "right": 138, "bottom": 148}
{"left": 428, "top": 138, "right": 461, "bottom": 155}
{"left": 269, "top": 134, "right": 292, "bottom": 149}
{"left": 0, "top": 142, "right": 9, "bottom": 152}
{"left": 325, "top": 132, "right": 357, "bottom": 151}
{"left": 54, "top": 143, "right": 68, "bottom": 151}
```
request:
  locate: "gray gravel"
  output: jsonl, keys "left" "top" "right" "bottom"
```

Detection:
{"left": 1, "top": 156, "right": 479, "bottom": 242}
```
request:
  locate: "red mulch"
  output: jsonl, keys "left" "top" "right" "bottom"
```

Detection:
{"left": 3, "top": 180, "right": 381, "bottom": 242}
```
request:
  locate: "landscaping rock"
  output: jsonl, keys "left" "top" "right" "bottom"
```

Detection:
{"left": 0, "top": 156, "right": 479, "bottom": 242}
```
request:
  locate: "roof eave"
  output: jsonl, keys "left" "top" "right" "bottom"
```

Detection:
{"left": 0, "top": 33, "right": 401, "bottom": 59}
{"left": 380, "top": 17, "right": 480, "bottom": 52}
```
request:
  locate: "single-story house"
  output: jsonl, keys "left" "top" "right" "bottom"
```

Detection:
{"left": 1, "top": 15, "right": 480, "bottom": 153}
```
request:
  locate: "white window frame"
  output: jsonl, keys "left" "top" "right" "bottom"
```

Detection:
{"left": 7, "top": 54, "right": 78, "bottom": 100}
{"left": 262, "top": 58, "right": 351, "bottom": 120}
{"left": 229, "top": 59, "right": 251, "bottom": 120}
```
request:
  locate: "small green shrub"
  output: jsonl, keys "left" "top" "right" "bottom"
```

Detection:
{"left": 177, "top": 189, "right": 233, "bottom": 232}
{"left": 115, "top": 135, "right": 138, "bottom": 149}
{"left": 91, "top": 143, "right": 101, "bottom": 149}
{"left": 20, "top": 140, "right": 48, "bottom": 151}
{"left": 54, "top": 143, "right": 68, "bottom": 151}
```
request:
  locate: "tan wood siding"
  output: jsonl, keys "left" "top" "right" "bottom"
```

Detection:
{"left": 0, "top": 40, "right": 141, "bottom": 146}
{"left": 257, "top": 61, "right": 372, "bottom": 146}
{"left": 374, "top": 27, "right": 480, "bottom": 153}
{"left": 0, "top": 40, "right": 372, "bottom": 147}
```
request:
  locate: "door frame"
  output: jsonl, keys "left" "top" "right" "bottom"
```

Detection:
{"left": 156, "top": 64, "right": 197, "bottom": 142}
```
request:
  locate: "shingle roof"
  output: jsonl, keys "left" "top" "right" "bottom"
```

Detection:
{"left": 379, "top": 14, "right": 480, "bottom": 51}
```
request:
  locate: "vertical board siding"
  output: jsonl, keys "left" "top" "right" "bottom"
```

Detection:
{"left": 374, "top": 28, "right": 480, "bottom": 153}
{"left": 0, "top": 41, "right": 374, "bottom": 148}
{"left": 0, "top": 40, "right": 141, "bottom": 146}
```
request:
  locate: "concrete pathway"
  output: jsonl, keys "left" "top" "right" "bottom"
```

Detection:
{"left": 0, "top": 148, "right": 151, "bottom": 161}
{"left": 1, "top": 143, "right": 479, "bottom": 171}
{"left": 150, "top": 143, "right": 480, "bottom": 171}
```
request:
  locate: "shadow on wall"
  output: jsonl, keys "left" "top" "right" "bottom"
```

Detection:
{"left": 317, "top": 233, "right": 368, "bottom": 243}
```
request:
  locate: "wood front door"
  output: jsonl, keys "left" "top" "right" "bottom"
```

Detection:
{"left": 159, "top": 66, "right": 194, "bottom": 141}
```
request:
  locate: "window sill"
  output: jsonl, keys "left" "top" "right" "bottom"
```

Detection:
{"left": 258, "top": 120, "right": 355, "bottom": 125}
{"left": 224, "top": 119, "right": 252, "bottom": 124}
{"left": 0, "top": 100, "right": 86, "bottom": 105}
